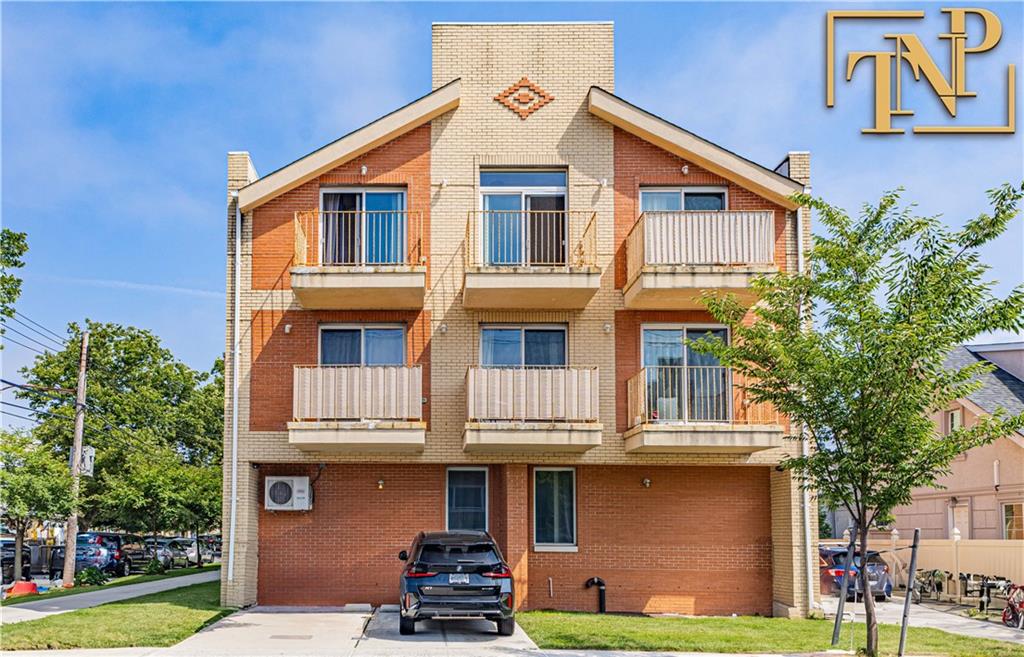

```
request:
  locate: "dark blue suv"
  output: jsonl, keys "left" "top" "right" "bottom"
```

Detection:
{"left": 398, "top": 531, "right": 515, "bottom": 636}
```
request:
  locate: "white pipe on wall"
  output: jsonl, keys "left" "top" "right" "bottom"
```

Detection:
{"left": 227, "top": 192, "right": 241, "bottom": 583}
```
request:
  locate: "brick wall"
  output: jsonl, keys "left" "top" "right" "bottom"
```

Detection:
{"left": 613, "top": 128, "right": 789, "bottom": 288}
{"left": 250, "top": 125, "right": 431, "bottom": 291}
{"left": 249, "top": 308, "right": 431, "bottom": 431}
{"left": 529, "top": 465, "right": 772, "bottom": 615}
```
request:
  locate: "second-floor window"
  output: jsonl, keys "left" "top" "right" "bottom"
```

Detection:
{"left": 320, "top": 324, "right": 405, "bottom": 366}
{"left": 320, "top": 188, "right": 406, "bottom": 265}
{"left": 642, "top": 325, "right": 728, "bottom": 422}
{"left": 480, "top": 170, "right": 567, "bottom": 266}
{"left": 640, "top": 187, "right": 727, "bottom": 212}
{"left": 480, "top": 325, "right": 567, "bottom": 367}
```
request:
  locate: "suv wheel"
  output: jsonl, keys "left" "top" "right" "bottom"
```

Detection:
{"left": 399, "top": 617, "right": 416, "bottom": 635}
{"left": 497, "top": 618, "right": 515, "bottom": 636}
{"left": 120, "top": 559, "right": 132, "bottom": 577}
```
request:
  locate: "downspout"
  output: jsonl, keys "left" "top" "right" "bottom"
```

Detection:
{"left": 227, "top": 191, "right": 241, "bottom": 583}
{"left": 797, "top": 186, "right": 820, "bottom": 613}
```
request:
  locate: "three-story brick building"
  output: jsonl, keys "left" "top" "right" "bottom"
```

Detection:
{"left": 222, "top": 22, "right": 818, "bottom": 617}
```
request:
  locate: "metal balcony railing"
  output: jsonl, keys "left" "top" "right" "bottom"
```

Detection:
{"left": 626, "top": 365, "right": 778, "bottom": 427}
{"left": 466, "top": 366, "right": 600, "bottom": 422}
{"left": 293, "top": 210, "right": 423, "bottom": 267}
{"left": 466, "top": 210, "right": 597, "bottom": 269}
{"left": 625, "top": 211, "right": 775, "bottom": 283}
{"left": 293, "top": 365, "right": 423, "bottom": 421}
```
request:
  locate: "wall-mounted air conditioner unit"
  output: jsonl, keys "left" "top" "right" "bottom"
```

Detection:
{"left": 264, "top": 476, "right": 311, "bottom": 511}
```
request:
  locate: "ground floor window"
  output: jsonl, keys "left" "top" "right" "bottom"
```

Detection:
{"left": 1004, "top": 503, "right": 1023, "bottom": 539}
{"left": 447, "top": 468, "right": 487, "bottom": 531}
{"left": 534, "top": 467, "right": 576, "bottom": 549}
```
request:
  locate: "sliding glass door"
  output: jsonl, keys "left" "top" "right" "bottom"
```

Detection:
{"left": 321, "top": 189, "right": 405, "bottom": 265}
{"left": 480, "top": 171, "right": 567, "bottom": 267}
{"left": 641, "top": 326, "right": 729, "bottom": 422}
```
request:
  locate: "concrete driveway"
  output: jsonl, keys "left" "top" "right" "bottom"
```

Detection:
{"left": 158, "top": 605, "right": 540, "bottom": 657}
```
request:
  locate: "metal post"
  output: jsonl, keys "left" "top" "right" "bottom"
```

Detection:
{"left": 898, "top": 528, "right": 920, "bottom": 657}
{"left": 831, "top": 521, "right": 858, "bottom": 647}
{"left": 62, "top": 331, "right": 89, "bottom": 586}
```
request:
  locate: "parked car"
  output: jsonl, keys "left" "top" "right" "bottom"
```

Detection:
{"left": 820, "top": 547, "right": 893, "bottom": 601}
{"left": 179, "top": 538, "right": 213, "bottom": 565}
{"left": 147, "top": 538, "right": 189, "bottom": 570}
{"left": 1, "top": 539, "right": 32, "bottom": 584}
{"left": 49, "top": 533, "right": 146, "bottom": 578}
{"left": 200, "top": 535, "right": 222, "bottom": 560}
{"left": 398, "top": 530, "right": 515, "bottom": 636}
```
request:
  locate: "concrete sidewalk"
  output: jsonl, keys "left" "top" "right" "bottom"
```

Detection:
{"left": 0, "top": 570, "right": 220, "bottom": 625}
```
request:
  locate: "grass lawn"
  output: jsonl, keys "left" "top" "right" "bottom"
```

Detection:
{"left": 517, "top": 611, "right": 1024, "bottom": 657}
{"left": 0, "top": 581, "right": 232, "bottom": 651}
{"left": 1, "top": 563, "right": 220, "bottom": 606}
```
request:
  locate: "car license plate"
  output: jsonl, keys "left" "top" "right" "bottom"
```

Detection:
{"left": 449, "top": 573, "right": 470, "bottom": 584}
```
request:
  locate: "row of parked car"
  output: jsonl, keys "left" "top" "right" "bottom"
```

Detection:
{"left": 1, "top": 533, "right": 221, "bottom": 583}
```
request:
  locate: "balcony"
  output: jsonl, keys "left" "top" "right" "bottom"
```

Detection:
{"left": 624, "top": 366, "right": 782, "bottom": 453}
{"left": 290, "top": 210, "right": 426, "bottom": 309}
{"left": 288, "top": 365, "right": 425, "bottom": 452}
{"left": 463, "top": 366, "right": 602, "bottom": 453}
{"left": 463, "top": 210, "right": 600, "bottom": 309}
{"left": 623, "top": 211, "right": 778, "bottom": 309}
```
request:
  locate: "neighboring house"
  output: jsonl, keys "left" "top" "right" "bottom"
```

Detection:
{"left": 221, "top": 23, "right": 818, "bottom": 617}
{"left": 891, "top": 343, "right": 1024, "bottom": 540}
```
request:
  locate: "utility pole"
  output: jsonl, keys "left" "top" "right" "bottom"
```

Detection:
{"left": 62, "top": 331, "right": 89, "bottom": 587}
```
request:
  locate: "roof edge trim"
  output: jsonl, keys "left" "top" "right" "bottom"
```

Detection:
{"left": 239, "top": 79, "right": 462, "bottom": 212}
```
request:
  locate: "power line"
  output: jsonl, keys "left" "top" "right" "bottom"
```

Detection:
{"left": 4, "top": 315, "right": 66, "bottom": 349}
{"left": 1, "top": 410, "right": 44, "bottom": 426}
{"left": 1, "top": 400, "right": 77, "bottom": 423}
{"left": 14, "top": 311, "right": 68, "bottom": 344}
{"left": 1, "top": 322, "right": 59, "bottom": 353}
{"left": 3, "top": 336, "right": 48, "bottom": 356}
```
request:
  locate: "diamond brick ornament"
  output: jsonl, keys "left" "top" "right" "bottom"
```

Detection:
{"left": 495, "top": 77, "right": 554, "bottom": 120}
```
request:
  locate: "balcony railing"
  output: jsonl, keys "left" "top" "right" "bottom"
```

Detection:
{"left": 293, "top": 210, "right": 423, "bottom": 267}
{"left": 466, "top": 366, "right": 599, "bottom": 422}
{"left": 625, "top": 211, "right": 775, "bottom": 283}
{"left": 626, "top": 366, "right": 777, "bottom": 427}
{"left": 293, "top": 365, "right": 422, "bottom": 421}
{"left": 466, "top": 210, "right": 597, "bottom": 269}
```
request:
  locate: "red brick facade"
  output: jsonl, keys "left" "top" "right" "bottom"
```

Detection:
{"left": 256, "top": 464, "right": 771, "bottom": 615}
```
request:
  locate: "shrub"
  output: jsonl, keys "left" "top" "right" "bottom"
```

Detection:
{"left": 74, "top": 566, "right": 108, "bottom": 586}
{"left": 144, "top": 558, "right": 165, "bottom": 575}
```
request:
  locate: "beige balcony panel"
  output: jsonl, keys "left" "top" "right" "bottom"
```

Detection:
{"left": 289, "top": 421, "right": 426, "bottom": 453}
{"left": 291, "top": 266, "right": 426, "bottom": 309}
{"left": 623, "top": 423, "right": 783, "bottom": 453}
{"left": 463, "top": 422, "right": 603, "bottom": 453}
{"left": 463, "top": 268, "right": 601, "bottom": 309}
{"left": 624, "top": 210, "right": 778, "bottom": 309}
{"left": 463, "top": 366, "right": 601, "bottom": 452}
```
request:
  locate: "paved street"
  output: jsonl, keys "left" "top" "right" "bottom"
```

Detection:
{"left": 0, "top": 570, "right": 221, "bottom": 625}
{"left": 821, "top": 594, "right": 1024, "bottom": 644}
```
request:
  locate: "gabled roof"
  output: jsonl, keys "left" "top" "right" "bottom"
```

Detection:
{"left": 238, "top": 79, "right": 462, "bottom": 212}
{"left": 946, "top": 345, "right": 1024, "bottom": 444}
{"left": 587, "top": 86, "right": 805, "bottom": 210}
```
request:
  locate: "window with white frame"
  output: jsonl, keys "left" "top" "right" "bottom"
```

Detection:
{"left": 641, "top": 325, "right": 729, "bottom": 422}
{"left": 534, "top": 467, "right": 576, "bottom": 548}
{"left": 319, "top": 324, "right": 405, "bottom": 366}
{"left": 946, "top": 408, "right": 963, "bottom": 434}
{"left": 480, "top": 170, "right": 567, "bottom": 266}
{"left": 447, "top": 468, "right": 488, "bottom": 531}
{"left": 480, "top": 325, "right": 567, "bottom": 367}
{"left": 319, "top": 188, "right": 406, "bottom": 265}
{"left": 1004, "top": 503, "right": 1023, "bottom": 540}
{"left": 640, "top": 187, "right": 727, "bottom": 212}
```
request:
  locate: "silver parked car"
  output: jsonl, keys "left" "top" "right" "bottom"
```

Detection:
{"left": 146, "top": 538, "right": 189, "bottom": 570}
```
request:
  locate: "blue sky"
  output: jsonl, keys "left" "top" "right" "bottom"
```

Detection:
{"left": 2, "top": 2, "right": 1022, "bottom": 421}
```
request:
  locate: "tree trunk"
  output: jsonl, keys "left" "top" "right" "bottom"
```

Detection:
{"left": 12, "top": 525, "right": 25, "bottom": 583}
{"left": 194, "top": 526, "right": 201, "bottom": 568}
{"left": 859, "top": 523, "right": 878, "bottom": 656}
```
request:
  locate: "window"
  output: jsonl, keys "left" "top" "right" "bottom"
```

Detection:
{"left": 641, "top": 325, "right": 729, "bottom": 422}
{"left": 320, "top": 188, "right": 406, "bottom": 265}
{"left": 447, "top": 468, "right": 487, "bottom": 531}
{"left": 480, "top": 325, "right": 567, "bottom": 367}
{"left": 319, "top": 325, "right": 405, "bottom": 366}
{"left": 946, "top": 409, "right": 963, "bottom": 434}
{"left": 480, "top": 170, "right": 567, "bottom": 266}
{"left": 640, "top": 187, "right": 727, "bottom": 212}
{"left": 534, "top": 468, "right": 576, "bottom": 549}
{"left": 1004, "top": 503, "right": 1023, "bottom": 539}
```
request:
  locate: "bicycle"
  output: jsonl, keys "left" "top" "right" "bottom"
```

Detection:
{"left": 911, "top": 569, "right": 947, "bottom": 604}
{"left": 999, "top": 581, "right": 1024, "bottom": 629}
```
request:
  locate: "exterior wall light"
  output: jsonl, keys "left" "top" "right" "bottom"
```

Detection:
{"left": 360, "top": 165, "right": 368, "bottom": 176}
{"left": 378, "top": 479, "right": 385, "bottom": 490}
{"left": 284, "top": 324, "right": 292, "bottom": 334}
{"left": 600, "top": 178, "right": 608, "bottom": 187}
{"left": 641, "top": 478, "right": 652, "bottom": 488}
{"left": 603, "top": 323, "right": 612, "bottom": 333}
{"left": 439, "top": 323, "right": 448, "bottom": 334}
{"left": 681, "top": 165, "right": 689, "bottom": 175}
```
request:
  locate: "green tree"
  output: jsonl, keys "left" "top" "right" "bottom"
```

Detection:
{"left": 17, "top": 321, "right": 223, "bottom": 529}
{"left": 0, "top": 228, "right": 28, "bottom": 342}
{"left": 0, "top": 430, "right": 72, "bottom": 581}
{"left": 99, "top": 447, "right": 186, "bottom": 544}
{"left": 694, "top": 184, "right": 1024, "bottom": 656}
{"left": 171, "top": 463, "right": 222, "bottom": 567}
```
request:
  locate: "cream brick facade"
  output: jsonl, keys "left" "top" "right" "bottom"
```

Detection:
{"left": 222, "top": 23, "right": 818, "bottom": 615}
